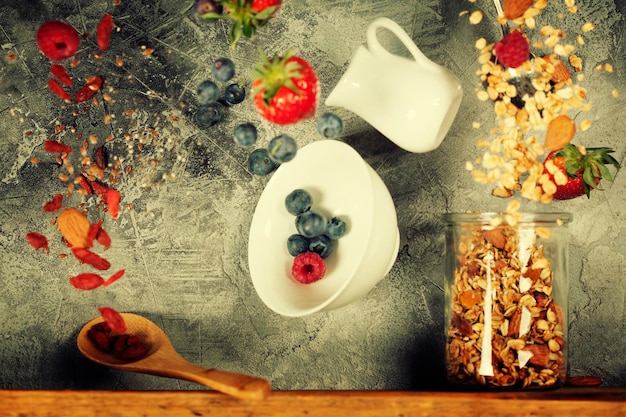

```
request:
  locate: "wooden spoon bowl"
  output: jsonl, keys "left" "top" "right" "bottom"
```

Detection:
{"left": 77, "top": 313, "right": 271, "bottom": 400}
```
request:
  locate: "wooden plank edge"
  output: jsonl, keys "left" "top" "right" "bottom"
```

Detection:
{"left": 1, "top": 388, "right": 625, "bottom": 417}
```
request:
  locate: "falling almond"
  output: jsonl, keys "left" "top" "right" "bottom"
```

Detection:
{"left": 544, "top": 115, "right": 576, "bottom": 151}
{"left": 543, "top": 54, "right": 571, "bottom": 83}
{"left": 57, "top": 207, "right": 91, "bottom": 248}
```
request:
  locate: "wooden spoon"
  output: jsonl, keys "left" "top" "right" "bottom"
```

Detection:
{"left": 77, "top": 313, "right": 271, "bottom": 400}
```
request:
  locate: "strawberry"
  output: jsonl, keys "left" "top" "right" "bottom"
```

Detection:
{"left": 542, "top": 144, "right": 620, "bottom": 200}
{"left": 252, "top": 49, "right": 319, "bottom": 125}
{"left": 197, "top": 0, "right": 282, "bottom": 47}
{"left": 251, "top": 0, "right": 282, "bottom": 14}
{"left": 494, "top": 30, "right": 530, "bottom": 69}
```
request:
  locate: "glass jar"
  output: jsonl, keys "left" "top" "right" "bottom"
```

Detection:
{"left": 441, "top": 212, "right": 572, "bottom": 390}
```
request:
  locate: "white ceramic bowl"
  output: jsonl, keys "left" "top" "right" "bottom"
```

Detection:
{"left": 248, "top": 140, "right": 399, "bottom": 317}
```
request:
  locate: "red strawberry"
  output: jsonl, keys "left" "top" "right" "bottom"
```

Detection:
{"left": 292, "top": 252, "right": 326, "bottom": 284}
{"left": 197, "top": 0, "right": 282, "bottom": 47}
{"left": 542, "top": 144, "right": 620, "bottom": 200}
{"left": 251, "top": 0, "right": 282, "bottom": 14}
{"left": 36, "top": 21, "right": 80, "bottom": 61}
{"left": 252, "top": 49, "right": 319, "bottom": 125}
{"left": 494, "top": 30, "right": 530, "bottom": 69}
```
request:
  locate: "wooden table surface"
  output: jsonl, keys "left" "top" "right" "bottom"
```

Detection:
{"left": 2, "top": 388, "right": 626, "bottom": 417}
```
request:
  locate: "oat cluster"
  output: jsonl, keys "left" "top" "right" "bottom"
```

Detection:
{"left": 462, "top": 0, "right": 616, "bottom": 203}
{"left": 446, "top": 216, "right": 567, "bottom": 388}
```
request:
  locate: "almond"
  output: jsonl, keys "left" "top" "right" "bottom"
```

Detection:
{"left": 544, "top": 114, "right": 576, "bottom": 151}
{"left": 503, "top": 0, "right": 534, "bottom": 20}
{"left": 57, "top": 207, "right": 91, "bottom": 248}
{"left": 466, "top": 261, "right": 481, "bottom": 277}
{"left": 508, "top": 310, "right": 522, "bottom": 336}
{"left": 523, "top": 344, "right": 550, "bottom": 367}
{"left": 482, "top": 228, "right": 506, "bottom": 249}
{"left": 451, "top": 313, "right": 473, "bottom": 337}
{"left": 566, "top": 375, "right": 603, "bottom": 387}
{"left": 524, "top": 268, "right": 542, "bottom": 281}
{"left": 543, "top": 54, "right": 571, "bottom": 83}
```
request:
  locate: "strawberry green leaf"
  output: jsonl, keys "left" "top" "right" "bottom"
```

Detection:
{"left": 254, "top": 6, "right": 277, "bottom": 20}
{"left": 198, "top": 12, "right": 224, "bottom": 20}
{"left": 230, "top": 23, "right": 243, "bottom": 47}
{"left": 597, "top": 163, "right": 613, "bottom": 181}
{"left": 243, "top": 22, "right": 254, "bottom": 38}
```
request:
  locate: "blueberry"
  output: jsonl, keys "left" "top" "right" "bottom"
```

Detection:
{"left": 309, "top": 234, "right": 334, "bottom": 259}
{"left": 233, "top": 123, "right": 258, "bottom": 148}
{"left": 295, "top": 210, "right": 326, "bottom": 238}
{"left": 285, "top": 189, "right": 312, "bottom": 216}
{"left": 287, "top": 234, "right": 309, "bottom": 256}
{"left": 212, "top": 58, "right": 235, "bottom": 82}
{"left": 194, "top": 0, "right": 223, "bottom": 15}
{"left": 326, "top": 216, "right": 347, "bottom": 239}
{"left": 268, "top": 134, "right": 297, "bottom": 164}
{"left": 196, "top": 79, "right": 220, "bottom": 105}
{"left": 247, "top": 148, "right": 277, "bottom": 176}
{"left": 194, "top": 103, "right": 222, "bottom": 128}
{"left": 317, "top": 112, "right": 344, "bottom": 139}
{"left": 223, "top": 83, "right": 246, "bottom": 106}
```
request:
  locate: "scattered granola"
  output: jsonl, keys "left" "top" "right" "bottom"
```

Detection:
{"left": 467, "top": 1, "right": 617, "bottom": 204}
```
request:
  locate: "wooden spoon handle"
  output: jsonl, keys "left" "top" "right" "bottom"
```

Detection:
{"left": 166, "top": 362, "right": 271, "bottom": 400}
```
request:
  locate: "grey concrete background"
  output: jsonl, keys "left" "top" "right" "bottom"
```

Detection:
{"left": 0, "top": 0, "right": 624, "bottom": 390}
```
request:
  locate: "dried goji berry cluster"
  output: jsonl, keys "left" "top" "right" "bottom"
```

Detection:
{"left": 26, "top": 11, "right": 128, "bottom": 332}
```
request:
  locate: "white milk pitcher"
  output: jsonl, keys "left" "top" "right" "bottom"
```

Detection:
{"left": 325, "top": 17, "right": 463, "bottom": 153}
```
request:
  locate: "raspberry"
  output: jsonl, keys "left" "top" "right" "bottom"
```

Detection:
{"left": 36, "top": 21, "right": 81, "bottom": 61}
{"left": 291, "top": 251, "right": 326, "bottom": 284}
{"left": 494, "top": 31, "right": 530, "bottom": 69}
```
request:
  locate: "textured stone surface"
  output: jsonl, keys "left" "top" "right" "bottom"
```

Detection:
{"left": 0, "top": 0, "right": 624, "bottom": 390}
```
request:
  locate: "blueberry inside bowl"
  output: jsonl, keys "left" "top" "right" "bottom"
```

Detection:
{"left": 248, "top": 140, "right": 399, "bottom": 317}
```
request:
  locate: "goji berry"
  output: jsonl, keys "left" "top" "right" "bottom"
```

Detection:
{"left": 89, "top": 179, "right": 110, "bottom": 196}
{"left": 104, "top": 188, "right": 121, "bottom": 219}
{"left": 47, "top": 78, "right": 71, "bottom": 101}
{"left": 86, "top": 219, "right": 103, "bottom": 248}
{"left": 69, "top": 272, "right": 105, "bottom": 290}
{"left": 72, "top": 247, "right": 111, "bottom": 270}
{"left": 43, "top": 193, "right": 63, "bottom": 213}
{"left": 103, "top": 269, "right": 125, "bottom": 287}
{"left": 96, "top": 226, "right": 111, "bottom": 249}
{"left": 74, "top": 76, "right": 103, "bottom": 103}
{"left": 120, "top": 341, "right": 148, "bottom": 360}
{"left": 78, "top": 174, "right": 94, "bottom": 195}
{"left": 25, "top": 232, "right": 49, "bottom": 253}
{"left": 95, "top": 146, "right": 108, "bottom": 170}
{"left": 96, "top": 14, "right": 113, "bottom": 52}
{"left": 50, "top": 64, "right": 72, "bottom": 86}
{"left": 44, "top": 139, "right": 73, "bottom": 154}
{"left": 87, "top": 322, "right": 112, "bottom": 351}
{"left": 98, "top": 307, "right": 126, "bottom": 333}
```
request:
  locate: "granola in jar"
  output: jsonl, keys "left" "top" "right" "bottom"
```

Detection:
{"left": 442, "top": 212, "right": 571, "bottom": 389}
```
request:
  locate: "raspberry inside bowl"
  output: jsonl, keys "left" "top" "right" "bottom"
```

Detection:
{"left": 248, "top": 140, "right": 398, "bottom": 316}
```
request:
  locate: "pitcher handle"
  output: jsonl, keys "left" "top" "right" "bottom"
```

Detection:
{"left": 366, "top": 17, "right": 435, "bottom": 68}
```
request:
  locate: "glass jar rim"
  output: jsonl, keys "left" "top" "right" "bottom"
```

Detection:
{"left": 441, "top": 211, "right": 572, "bottom": 225}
